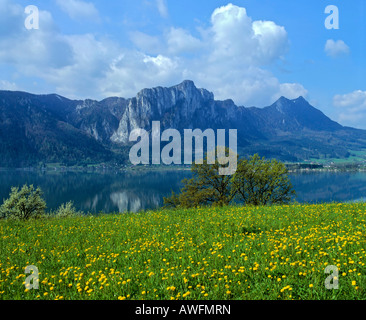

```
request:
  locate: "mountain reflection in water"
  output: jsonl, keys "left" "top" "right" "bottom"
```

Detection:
{"left": 0, "top": 169, "right": 366, "bottom": 213}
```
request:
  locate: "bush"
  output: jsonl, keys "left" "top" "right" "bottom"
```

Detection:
{"left": 0, "top": 184, "right": 46, "bottom": 220}
{"left": 54, "top": 201, "right": 82, "bottom": 218}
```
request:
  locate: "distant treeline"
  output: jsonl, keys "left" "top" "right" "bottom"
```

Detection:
{"left": 286, "top": 163, "right": 324, "bottom": 170}
{"left": 287, "top": 162, "right": 366, "bottom": 171}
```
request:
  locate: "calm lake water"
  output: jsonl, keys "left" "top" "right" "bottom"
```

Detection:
{"left": 1, "top": 169, "right": 366, "bottom": 213}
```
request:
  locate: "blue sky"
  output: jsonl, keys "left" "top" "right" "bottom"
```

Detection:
{"left": 1, "top": 0, "right": 366, "bottom": 128}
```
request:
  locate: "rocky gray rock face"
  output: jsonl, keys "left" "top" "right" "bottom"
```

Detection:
{"left": 111, "top": 80, "right": 215, "bottom": 144}
{"left": 110, "top": 80, "right": 264, "bottom": 145}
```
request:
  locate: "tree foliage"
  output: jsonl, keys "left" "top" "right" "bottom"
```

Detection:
{"left": 0, "top": 184, "right": 46, "bottom": 220}
{"left": 231, "top": 154, "right": 296, "bottom": 206}
{"left": 164, "top": 153, "right": 295, "bottom": 208}
{"left": 164, "top": 147, "right": 238, "bottom": 208}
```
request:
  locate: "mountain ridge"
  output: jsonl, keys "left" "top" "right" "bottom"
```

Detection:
{"left": 1, "top": 80, "right": 366, "bottom": 167}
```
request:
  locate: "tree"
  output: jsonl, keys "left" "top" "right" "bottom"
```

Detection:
{"left": 0, "top": 184, "right": 47, "bottom": 220}
{"left": 164, "top": 147, "right": 238, "bottom": 208}
{"left": 231, "top": 154, "right": 295, "bottom": 206}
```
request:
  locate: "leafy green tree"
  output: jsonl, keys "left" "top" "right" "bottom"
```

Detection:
{"left": 231, "top": 154, "right": 295, "bottom": 206}
{"left": 0, "top": 184, "right": 46, "bottom": 220}
{"left": 164, "top": 151, "right": 295, "bottom": 209}
{"left": 164, "top": 147, "right": 238, "bottom": 208}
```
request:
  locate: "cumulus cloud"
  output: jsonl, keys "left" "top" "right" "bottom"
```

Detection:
{"left": 333, "top": 90, "right": 366, "bottom": 127}
{"left": 209, "top": 5, "right": 288, "bottom": 66}
{"left": 123, "top": 3, "right": 303, "bottom": 107}
{"left": 129, "top": 31, "right": 163, "bottom": 55}
{"left": 325, "top": 39, "right": 350, "bottom": 58}
{"left": 334, "top": 90, "right": 366, "bottom": 110}
{"left": 43, "top": 34, "right": 121, "bottom": 98}
{"left": 56, "top": 0, "right": 100, "bottom": 22}
{"left": 0, "top": 2, "right": 73, "bottom": 72}
{"left": 166, "top": 27, "right": 202, "bottom": 55}
{"left": 276, "top": 83, "right": 308, "bottom": 101}
{"left": 101, "top": 52, "right": 181, "bottom": 99}
{"left": 183, "top": 3, "right": 302, "bottom": 106}
{"left": 156, "top": 0, "right": 168, "bottom": 18}
{"left": 0, "top": 1, "right": 306, "bottom": 107}
{"left": 0, "top": 80, "right": 18, "bottom": 90}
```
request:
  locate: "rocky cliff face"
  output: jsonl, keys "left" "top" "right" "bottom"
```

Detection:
{"left": 111, "top": 80, "right": 216, "bottom": 144}
{"left": 110, "top": 80, "right": 264, "bottom": 145}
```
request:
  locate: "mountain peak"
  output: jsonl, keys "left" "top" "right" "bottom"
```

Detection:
{"left": 272, "top": 96, "right": 311, "bottom": 112}
{"left": 177, "top": 80, "right": 196, "bottom": 88}
{"left": 172, "top": 80, "right": 198, "bottom": 92}
{"left": 172, "top": 80, "right": 214, "bottom": 101}
{"left": 275, "top": 95, "right": 307, "bottom": 104}
{"left": 272, "top": 96, "right": 291, "bottom": 113}
{"left": 294, "top": 96, "right": 306, "bottom": 101}
{"left": 277, "top": 96, "right": 290, "bottom": 102}
{"left": 264, "top": 94, "right": 343, "bottom": 132}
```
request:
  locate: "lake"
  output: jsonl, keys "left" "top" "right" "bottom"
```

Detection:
{"left": 1, "top": 169, "right": 366, "bottom": 213}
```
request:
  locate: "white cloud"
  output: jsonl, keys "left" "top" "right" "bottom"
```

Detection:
{"left": 276, "top": 83, "right": 308, "bottom": 101}
{"left": 0, "top": 80, "right": 18, "bottom": 90}
{"left": 129, "top": 31, "right": 163, "bottom": 55}
{"left": 156, "top": 0, "right": 168, "bottom": 18}
{"left": 333, "top": 90, "right": 366, "bottom": 127}
{"left": 0, "top": 3, "right": 73, "bottom": 71}
{"left": 183, "top": 3, "right": 302, "bottom": 106}
{"left": 120, "top": 3, "right": 302, "bottom": 107}
{"left": 252, "top": 20, "right": 288, "bottom": 64}
{"left": 0, "top": 1, "right": 306, "bottom": 107}
{"left": 166, "top": 28, "right": 202, "bottom": 55}
{"left": 42, "top": 34, "right": 121, "bottom": 99}
{"left": 325, "top": 39, "right": 350, "bottom": 58}
{"left": 209, "top": 4, "right": 288, "bottom": 66}
{"left": 334, "top": 90, "right": 366, "bottom": 110}
{"left": 101, "top": 52, "right": 180, "bottom": 99}
{"left": 56, "top": 0, "right": 100, "bottom": 21}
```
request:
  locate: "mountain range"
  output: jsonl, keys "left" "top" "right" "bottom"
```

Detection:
{"left": 1, "top": 80, "right": 366, "bottom": 167}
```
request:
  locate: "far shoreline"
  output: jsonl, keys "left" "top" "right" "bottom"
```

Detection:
{"left": 1, "top": 161, "right": 366, "bottom": 174}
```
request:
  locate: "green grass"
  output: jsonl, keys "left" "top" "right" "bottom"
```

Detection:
{"left": 1, "top": 203, "right": 366, "bottom": 300}
{"left": 309, "top": 149, "right": 366, "bottom": 165}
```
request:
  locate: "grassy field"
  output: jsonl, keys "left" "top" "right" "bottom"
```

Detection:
{"left": 0, "top": 203, "right": 365, "bottom": 300}
{"left": 309, "top": 149, "right": 366, "bottom": 165}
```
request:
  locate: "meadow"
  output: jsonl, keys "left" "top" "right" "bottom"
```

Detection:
{"left": 0, "top": 203, "right": 365, "bottom": 300}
